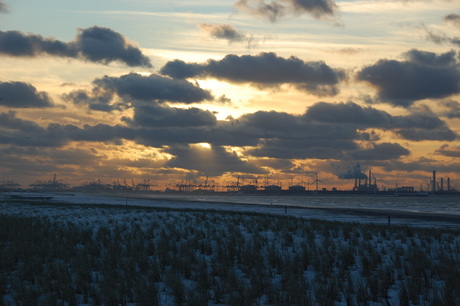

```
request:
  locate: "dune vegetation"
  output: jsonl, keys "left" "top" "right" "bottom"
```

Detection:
{"left": 1, "top": 201, "right": 459, "bottom": 305}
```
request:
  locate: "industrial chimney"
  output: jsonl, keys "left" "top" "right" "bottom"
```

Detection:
{"left": 369, "top": 170, "right": 372, "bottom": 187}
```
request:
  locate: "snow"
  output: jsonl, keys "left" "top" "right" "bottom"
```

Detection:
{"left": 3, "top": 192, "right": 458, "bottom": 228}
{"left": 1, "top": 192, "right": 459, "bottom": 305}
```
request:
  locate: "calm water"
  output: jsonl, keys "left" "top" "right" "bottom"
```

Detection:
{"left": 5, "top": 191, "right": 459, "bottom": 215}
{"left": 147, "top": 194, "right": 460, "bottom": 215}
{"left": 4, "top": 192, "right": 460, "bottom": 227}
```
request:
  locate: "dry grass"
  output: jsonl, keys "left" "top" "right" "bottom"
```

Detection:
{"left": 1, "top": 201, "right": 459, "bottom": 305}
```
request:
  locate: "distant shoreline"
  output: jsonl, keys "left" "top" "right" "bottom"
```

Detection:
{"left": 3, "top": 191, "right": 460, "bottom": 228}
{"left": 102, "top": 192, "right": 460, "bottom": 226}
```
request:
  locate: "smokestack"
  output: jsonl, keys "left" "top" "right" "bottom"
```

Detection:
{"left": 369, "top": 170, "right": 372, "bottom": 187}
{"left": 440, "top": 178, "right": 444, "bottom": 191}
{"left": 448, "top": 177, "right": 450, "bottom": 191}
{"left": 432, "top": 170, "right": 436, "bottom": 192}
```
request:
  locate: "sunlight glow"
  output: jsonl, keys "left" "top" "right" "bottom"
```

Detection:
{"left": 198, "top": 142, "right": 212, "bottom": 149}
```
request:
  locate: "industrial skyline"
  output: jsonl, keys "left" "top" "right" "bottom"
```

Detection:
{"left": 2, "top": 170, "right": 457, "bottom": 196}
{"left": 0, "top": 0, "right": 459, "bottom": 190}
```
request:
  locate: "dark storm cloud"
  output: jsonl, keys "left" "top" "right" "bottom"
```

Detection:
{"left": 392, "top": 112, "right": 457, "bottom": 141}
{"left": 392, "top": 112, "right": 449, "bottom": 130}
{"left": 234, "top": 0, "right": 338, "bottom": 23}
{"left": 396, "top": 126, "right": 457, "bottom": 141}
{"left": 44, "top": 148, "right": 99, "bottom": 166}
{"left": 0, "top": 112, "right": 70, "bottom": 147}
{"left": 247, "top": 138, "right": 358, "bottom": 159}
{"left": 357, "top": 49, "right": 460, "bottom": 107}
{"left": 62, "top": 89, "right": 123, "bottom": 112}
{"left": 0, "top": 146, "right": 99, "bottom": 168}
{"left": 93, "top": 73, "right": 213, "bottom": 104}
{"left": 133, "top": 126, "right": 260, "bottom": 148}
{"left": 52, "top": 104, "right": 353, "bottom": 153}
{"left": 58, "top": 120, "right": 258, "bottom": 148}
{"left": 161, "top": 52, "right": 345, "bottom": 96}
{"left": 377, "top": 159, "right": 460, "bottom": 174}
{"left": 165, "top": 144, "right": 267, "bottom": 176}
{"left": 236, "top": 103, "right": 456, "bottom": 159}
{"left": 65, "top": 123, "right": 134, "bottom": 143}
{"left": 0, "top": 111, "right": 45, "bottom": 133}
{"left": 242, "top": 110, "right": 415, "bottom": 160}
{"left": 4, "top": 110, "right": 229, "bottom": 149}
{"left": 350, "top": 143, "right": 410, "bottom": 160}
{"left": 0, "top": 81, "right": 54, "bottom": 108}
{"left": 63, "top": 73, "right": 213, "bottom": 111}
{"left": 435, "top": 144, "right": 460, "bottom": 158}
{"left": 303, "top": 101, "right": 456, "bottom": 141}
{"left": 403, "top": 49, "right": 457, "bottom": 67}
{"left": 240, "top": 110, "right": 305, "bottom": 136}
{"left": 2, "top": 99, "right": 454, "bottom": 161}
{"left": 0, "top": 112, "right": 137, "bottom": 148}
{"left": 75, "top": 26, "right": 152, "bottom": 67}
{"left": 0, "top": 26, "right": 152, "bottom": 67}
{"left": 238, "top": 109, "right": 360, "bottom": 159}
{"left": 160, "top": 60, "right": 203, "bottom": 79}
{"left": 304, "top": 101, "right": 392, "bottom": 128}
{"left": 438, "top": 100, "right": 460, "bottom": 119}
{"left": 0, "top": 146, "right": 106, "bottom": 185}
{"left": 29, "top": 117, "right": 252, "bottom": 149}
{"left": 88, "top": 102, "right": 126, "bottom": 112}
{"left": 0, "top": 31, "right": 77, "bottom": 57}
{"left": 122, "top": 104, "right": 217, "bottom": 128}
{"left": 239, "top": 109, "right": 359, "bottom": 141}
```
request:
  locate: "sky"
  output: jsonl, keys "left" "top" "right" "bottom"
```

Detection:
{"left": 0, "top": 0, "right": 459, "bottom": 191}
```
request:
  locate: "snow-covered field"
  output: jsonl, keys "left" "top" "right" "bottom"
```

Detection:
{"left": 1, "top": 192, "right": 460, "bottom": 305}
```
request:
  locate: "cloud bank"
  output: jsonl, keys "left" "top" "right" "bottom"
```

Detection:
{"left": 122, "top": 104, "right": 218, "bottom": 128}
{"left": 0, "top": 26, "right": 152, "bottom": 67}
{"left": 357, "top": 49, "right": 460, "bottom": 107}
{"left": 161, "top": 52, "right": 345, "bottom": 96}
{"left": 165, "top": 145, "right": 266, "bottom": 176}
{"left": 0, "top": 82, "right": 54, "bottom": 108}
{"left": 63, "top": 73, "right": 213, "bottom": 111}
{"left": 0, "top": 98, "right": 456, "bottom": 179}
{"left": 18, "top": 95, "right": 452, "bottom": 154}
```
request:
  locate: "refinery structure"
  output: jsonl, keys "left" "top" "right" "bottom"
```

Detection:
{"left": 1, "top": 170, "right": 459, "bottom": 196}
